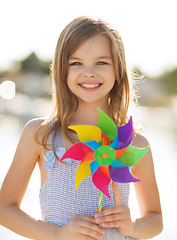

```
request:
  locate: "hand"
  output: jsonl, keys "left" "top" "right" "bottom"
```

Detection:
{"left": 94, "top": 182, "right": 134, "bottom": 237}
{"left": 59, "top": 215, "right": 106, "bottom": 240}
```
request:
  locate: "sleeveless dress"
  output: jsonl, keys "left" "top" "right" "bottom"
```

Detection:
{"left": 39, "top": 127, "right": 136, "bottom": 240}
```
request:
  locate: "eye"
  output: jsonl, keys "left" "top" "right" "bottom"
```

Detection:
{"left": 69, "top": 62, "right": 82, "bottom": 66}
{"left": 97, "top": 61, "right": 108, "bottom": 65}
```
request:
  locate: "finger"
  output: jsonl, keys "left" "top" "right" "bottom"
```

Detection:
{"left": 95, "top": 206, "right": 123, "bottom": 218}
{"left": 112, "top": 181, "right": 124, "bottom": 206}
{"left": 77, "top": 215, "right": 97, "bottom": 223}
{"left": 77, "top": 216, "right": 106, "bottom": 235}
{"left": 101, "top": 219, "right": 124, "bottom": 228}
{"left": 80, "top": 227, "right": 105, "bottom": 239}
{"left": 95, "top": 208, "right": 129, "bottom": 224}
{"left": 96, "top": 207, "right": 106, "bottom": 213}
{"left": 78, "top": 220, "right": 106, "bottom": 239}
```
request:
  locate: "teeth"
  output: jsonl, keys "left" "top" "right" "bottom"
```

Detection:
{"left": 80, "top": 84, "right": 100, "bottom": 88}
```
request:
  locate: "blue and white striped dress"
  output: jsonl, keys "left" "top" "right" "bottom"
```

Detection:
{"left": 39, "top": 128, "right": 136, "bottom": 240}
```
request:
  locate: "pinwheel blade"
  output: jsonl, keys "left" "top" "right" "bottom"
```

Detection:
{"left": 111, "top": 159, "right": 125, "bottom": 168}
{"left": 117, "top": 145, "right": 150, "bottom": 166}
{"left": 90, "top": 161, "right": 100, "bottom": 175}
{"left": 117, "top": 116, "right": 133, "bottom": 149}
{"left": 81, "top": 152, "right": 95, "bottom": 163}
{"left": 110, "top": 133, "right": 119, "bottom": 149}
{"left": 102, "top": 132, "right": 109, "bottom": 145}
{"left": 83, "top": 140, "right": 100, "bottom": 151}
{"left": 76, "top": 161, "right": 91, "bottom": 189}
{"left": 100, "top": 166, "right": 110, "bottom": 178}
{"left": 96, "top": 108, "right": 117, "bottom": 142}
{"left": 68, "top": 125, "right": 102, "bottom": 142}
{"left": 109, "top": 166, "right": 140, "bottom": 183}
{"left": 92, "top": 167, "right": 111, "bottom": 198}
{"left": 115, "top": 148, "right": 127, "bottom": 157}
{"left": 59, "top": 143, "right": 94, "bottom": 162}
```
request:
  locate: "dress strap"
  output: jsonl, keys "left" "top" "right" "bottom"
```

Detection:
{"left": 48, "top": 120, "right": 61, "bottom": 150}
{"left": 46, "top": 119, "right": 73, "bottom": 166}
{"left": 43, "top": 121, "right": 64, "bottom": 170}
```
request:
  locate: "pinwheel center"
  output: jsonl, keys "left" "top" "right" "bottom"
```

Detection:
{"left": 94, "top": 145, "right": 115, "bottom": 166}
{"left": 102, "top": 153, "right": 108, "bottom": 159}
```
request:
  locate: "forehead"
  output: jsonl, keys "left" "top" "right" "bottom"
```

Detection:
{"left": 70, "top": 34, "right": 112, "bottom": 58}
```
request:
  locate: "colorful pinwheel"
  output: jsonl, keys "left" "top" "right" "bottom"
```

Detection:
{"left": 59, "top": 108, "right": 149, "bottom": 208}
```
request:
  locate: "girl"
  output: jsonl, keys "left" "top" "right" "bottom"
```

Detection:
{"left": 0, "top": 16, "right": 163, "bottom": 240}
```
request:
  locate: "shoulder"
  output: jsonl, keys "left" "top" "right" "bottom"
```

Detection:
{"left": 132, "top": 132, "right": 150, "bottom": 148}
{"left": 24, "top": 117, "right": 47, "bottom": 131}
{"left": 23, "top": 117, "right": 49, "bottom": 139}
{"left": 8, "top": 118, "right": 50, "bottom": 171}
{"left": 131, "top": 132, "right": 153, "bottom": 174}
{"left": 19, "top": 117, "right": 50, "bottom": 154}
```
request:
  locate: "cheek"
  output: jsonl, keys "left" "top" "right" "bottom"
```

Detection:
{"left": 67, "top": 70, "right": 75, "bottom": 85}
{"left": 105, "top": 69, "right": 116, "bottom": 84}
{"left": 67, "top": 71, "right": 78, "bottom": 94}
{"left": 67, "top": 68, "right": 81, "bottom": 82}
{"left": 66, "top": 77, "right": 72, "bottom": 91}
{"left": 99, "top": 66, "right": 115, "bottom": 77}
{"left": 66, "top": 72, "right": 72, "bottom": 90}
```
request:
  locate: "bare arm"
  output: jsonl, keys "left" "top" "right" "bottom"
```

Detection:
{"left": 0, "top": 120, "right": 60, "bottom": 240}
{"left": 0, "top": 120, "right": 105, "bottom": 240}
{"left": 130, "top": 134, "right": 163, "bottom": 239}
{"left": 94, "top": 134, "right": 163, "bottom": 239}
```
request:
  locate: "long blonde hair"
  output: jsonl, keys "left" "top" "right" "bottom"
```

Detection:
{"left": 37, "top": 16, "right": 134, "bottom": 154}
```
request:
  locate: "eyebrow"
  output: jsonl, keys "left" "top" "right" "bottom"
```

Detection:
{"left": 97, "top": 56, "right": 112, "bottom": 59}
{"left": 68, "top": 56, "right": 112, "bottom": 60}
{"left": 68, "top": 57, "right": 81, "bottom": 60}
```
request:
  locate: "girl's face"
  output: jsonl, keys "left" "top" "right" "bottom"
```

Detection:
{"left": 67, "top": 34, "right": 116, "bottom": 106}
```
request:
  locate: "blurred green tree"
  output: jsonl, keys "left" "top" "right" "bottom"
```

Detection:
{"left": 20, "top": 52, "right": 51, "bottom": 74}
{"left": 158, "top": 68, "right": 177, "bottom": 94}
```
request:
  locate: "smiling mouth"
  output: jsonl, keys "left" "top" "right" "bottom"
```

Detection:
{"left": 79, "top": 83, "right": 102, "bottom": 89}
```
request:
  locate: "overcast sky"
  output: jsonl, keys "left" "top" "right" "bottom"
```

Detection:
{"left": 0, "top": 0, "right": 177, "bottom": 76}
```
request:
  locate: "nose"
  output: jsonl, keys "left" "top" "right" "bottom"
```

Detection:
{"left": 83, "top": 66, "right": 96, "bottom": 79}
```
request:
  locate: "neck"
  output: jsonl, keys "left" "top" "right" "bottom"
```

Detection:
{"left": 70, "top": 100, "right": 110, "bottom": 126}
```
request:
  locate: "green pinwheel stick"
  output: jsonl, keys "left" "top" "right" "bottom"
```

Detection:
{"left": 60, "top": 108, "right": 149, "bottom": 213}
